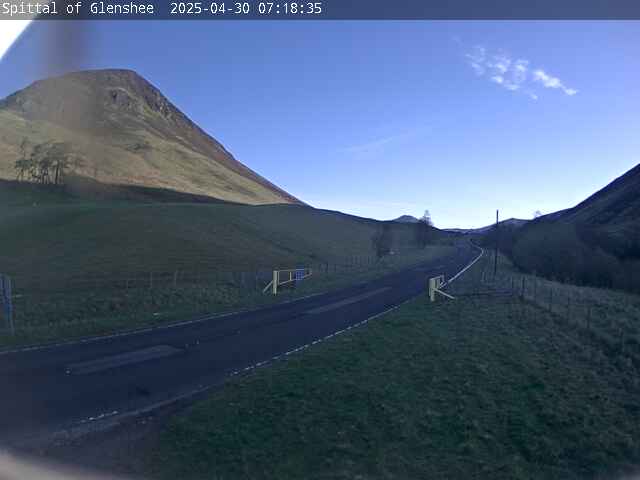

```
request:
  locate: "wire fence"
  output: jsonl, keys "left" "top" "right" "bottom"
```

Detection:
{"left": 474, "top": 258, "right": 640, "bottom": 366}
{"left": 1, "top": 251, "right": 433, "bottom": 340}
{"left": 9, "top": 254, "right": 385, "bottom": 295}
{"left": 8, "top": 246, "right": 636, "bottom": 358}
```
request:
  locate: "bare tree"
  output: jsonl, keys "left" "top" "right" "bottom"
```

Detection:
{"left": 14, "top": 141, "right": 81, "bottom": 186}
{"left": 414, "top": 210, "right": 435, "bottom": 249}
{"left": 48, "top": 143, "right": 74, "bottom": 185}
{"left": 420, "top": 209, "right": 434, "bottom": 227}
{"left": 372, "top": 223, "right": 394, "bottom": 259}
{"left": 14, "top": 158, "right": 30, "bottom": 181}
{"left": 14, "top": 138, "right": 31, "bottom": 181}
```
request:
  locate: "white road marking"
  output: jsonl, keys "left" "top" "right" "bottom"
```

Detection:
{"left": 0, "top": 292, "right": 328, "bottom": 356}
{"left": 66, "top": 345, "right": 183, "bottom": 375}
{"left": 305, "top": 287, "right": 390, "bottom": 314}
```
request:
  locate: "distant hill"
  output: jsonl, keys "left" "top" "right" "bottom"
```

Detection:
{"left": 392, "top": 215, "right": 420, "bottom": 223}
{"left": 0, "top": 69, "right": 301, "bottom": 205}
{"left": 445, "top": 218, "right": 528, "bottom": 235}
{"left": 510, "top": 162, "right": 640, "bottom": 292}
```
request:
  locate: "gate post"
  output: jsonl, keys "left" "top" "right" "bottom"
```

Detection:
{"left": 1, "top": 275, "right": 14, "bottom": 336}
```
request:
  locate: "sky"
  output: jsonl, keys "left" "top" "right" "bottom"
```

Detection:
{"left": 0, "top": 21, "right": 638, "bottom": 228}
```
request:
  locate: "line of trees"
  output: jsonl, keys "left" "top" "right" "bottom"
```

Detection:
{"left": 14, "top": 140, "right": 85, "bottom": 186}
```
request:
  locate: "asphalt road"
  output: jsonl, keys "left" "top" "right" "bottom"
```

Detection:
{"left": 0, "top": 243, "right": 480, "bottom": 444}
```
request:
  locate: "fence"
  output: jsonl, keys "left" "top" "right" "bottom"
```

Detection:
{"left": 2, "top": 251, "right": 436, "bottom": 339}
{"left": 475, "top": 259, "right": 640, "bottom": 365}
{"left": 10, "top": 254, "right": 385, "bottom": 295}
{"left": 263, "top": 268, "right": 313, "bottom": 295}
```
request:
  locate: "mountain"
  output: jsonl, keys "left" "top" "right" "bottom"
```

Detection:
{"left": 445, "top": 218, "right": 528, "bottom": 235}
{"left": 392, "top": 215, "right": 420, "bottom": 223}
{"left": 0, "top": 69, "right": 301, "bottom": 205}
{"left": 541, "top": 163, "right": 640, "bottom": 256}
{"left": 510, "top": 162, "right": 640, "bottom": 292}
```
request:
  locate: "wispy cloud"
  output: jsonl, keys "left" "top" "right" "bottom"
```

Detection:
{"left": 532, "top": 69, "right": 578, "bottom": 96}
{"left": 342, "top": 127, "right": 428, "bottom": 156}
{"left": 464, "top": 45, "right": 578, "bottom": 100}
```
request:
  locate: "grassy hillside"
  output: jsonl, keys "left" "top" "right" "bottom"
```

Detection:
{"left": 0, "top": 186, "right": 440, "bottom": 287}
{"left": 0, "top": 69, "right": 300, "bottom": 205}
{"left": 484, "top": 162, "right": 640, "bottom": 293}
{"left": 560, "top": 162, "right": 640, "bottom": 255}
{"left": 0, "top": 181, "right": 451, "bottom": 345}
{"left": 151, "top": 254, "right": 640, "bottom": 480}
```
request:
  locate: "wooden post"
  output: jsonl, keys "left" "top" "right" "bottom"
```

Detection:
{"left": 2, "top": 275, "right": 15, "bottom": 336}
{"left": 272, "top": 270, "right": 278, "bottom": 295}
{"left": 173, "top": 271, "right": 178, "bottom": 288}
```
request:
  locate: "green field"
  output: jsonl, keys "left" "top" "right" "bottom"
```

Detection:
{"left": 0, "top": 186, "right": 441, "bottom": 285}
{"left": 0, "top": 183, "right": 452, "bottom": 346}
{"left": 485, "top": 253, "right": 640, "bottom": 365}
{"left": 151, "top": 254, "right": 640, "bottom": 480}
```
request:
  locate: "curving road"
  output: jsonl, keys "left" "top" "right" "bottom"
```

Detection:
{"left": 0, "top": 242, "right": 480, "bottom": 445}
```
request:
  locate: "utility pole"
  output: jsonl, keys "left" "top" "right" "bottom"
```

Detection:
{"left": 493, "top": 209, "right": 499, "bottom": 278}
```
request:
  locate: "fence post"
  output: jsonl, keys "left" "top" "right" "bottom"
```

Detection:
{"left": 149, "top": 272, "right": 154, "bottom": 289}
{"left": 1, "top": 275, "right": 15, "bottom": 336}
{"left": 173, "top": 271, "right": 178, "bottom": 288}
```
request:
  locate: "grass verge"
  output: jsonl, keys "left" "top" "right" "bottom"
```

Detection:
{"left": 151, "top": 256, "right": 640, "bottom": 480}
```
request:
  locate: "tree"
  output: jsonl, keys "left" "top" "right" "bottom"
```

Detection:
{"left": 533, "top": 210, "right": 543, "bottom": 219}
{"left": 48, "top": 142, "right": 74, "bottom": 185}
{"left": 14, "top": 141, "right": 80, "bottom": 185}
{"left": 14, "top": 158, "right": 30, "bottom": 181}
{"left": 420, "top": 209, "right": 434, "bottom": 227}
{"left": 412, "top": 209, "right": 434, "bottom": 249}
{"left": 372, "top": 223, "right": 393, "bottom": 259}
{"left": 14, "top": 138, "right": 31, "bottom": 180}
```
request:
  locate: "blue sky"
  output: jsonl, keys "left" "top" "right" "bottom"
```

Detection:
{"left": 1, "top": 21, "right": 638, "bottom": 228}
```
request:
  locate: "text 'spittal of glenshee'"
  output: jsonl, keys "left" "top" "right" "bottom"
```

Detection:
{"left": 1, "top": 0, "right": 155, "bottom": 17}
